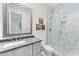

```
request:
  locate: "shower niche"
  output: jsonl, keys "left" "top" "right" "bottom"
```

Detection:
{"left": 3, "top": 3, "right": 32, "bottom": 37}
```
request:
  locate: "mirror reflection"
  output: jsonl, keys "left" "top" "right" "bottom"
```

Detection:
{"left": 3, "top": 3, "right": 32, "bottom": 37}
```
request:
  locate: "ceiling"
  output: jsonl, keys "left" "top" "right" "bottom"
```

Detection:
{"left": 45, "top": 3, "right": 62, "bottom": 8}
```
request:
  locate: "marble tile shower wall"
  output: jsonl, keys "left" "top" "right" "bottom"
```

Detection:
{"left": 51, "top": 4, "right": 79, "bottom": 56}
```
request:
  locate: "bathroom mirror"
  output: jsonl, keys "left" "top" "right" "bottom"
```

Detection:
{"left": 3, "top": 3, "right": 32, "bottom": 37}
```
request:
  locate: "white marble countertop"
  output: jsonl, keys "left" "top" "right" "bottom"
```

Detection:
{"left": 0, "top": 37, "right": 42, "bottom": 53}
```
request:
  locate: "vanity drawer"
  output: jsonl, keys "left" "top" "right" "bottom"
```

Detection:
{"left": 15, "top": 45, "right": 32, "bottom": 56}
{"left": 33, "top": 42, "right": 41, "bottom": 51}
{"left": 0, "top": 45, "right": 32, "bottom": 56}
{"left": 0, "top": 50, "right": 16, "bottom": 56}
{"left": 33, "top": 46, "right": 41, "bottom": 53}
{"left": 33, "top": 51, "right": 41, "bottom": 56}
{"left": 33, "top": 42, "right": 41, "bottom": 47}
{"left": 33, "top": 42, "right": 41, "bottom": 56}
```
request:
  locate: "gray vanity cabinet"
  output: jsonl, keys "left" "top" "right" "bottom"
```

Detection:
{"left": 14, "top": 42, "right": 41, "bottom": 56}
{"left": 0, "top": 50, "right": 16, "bottom": 56}
{"left": 33, "top": 42, "right": 41, "bottom": 56}
{"left": 15, "top": 45, "right": 32, "bottom": 56}
{"left": 0, "top": 45, "right": 32, "bottom": 56}
{"left": 0, "top": 40, "right": 42, "bottom": 56}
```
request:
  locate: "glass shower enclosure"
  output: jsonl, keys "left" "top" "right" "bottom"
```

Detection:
{"left": 46, "top": 6, "right": 79, "bottom": 56}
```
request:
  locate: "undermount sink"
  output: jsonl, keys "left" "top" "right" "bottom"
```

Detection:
{"left": 3, "top": 41, "right": 26, "bottom": 48}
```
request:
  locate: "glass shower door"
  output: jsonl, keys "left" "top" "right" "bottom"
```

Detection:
{"left": 46, "top": 16, "right": 53, "bottom": 45}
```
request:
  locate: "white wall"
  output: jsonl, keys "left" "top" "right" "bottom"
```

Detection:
{"left": 21, "top": 3, "right": 50, "bottom": 43}
{"left": 0, "top": 4, "right": 3, "bottom": 39}
{"left": 52, "top": 3, "right": 79, "bottom": 56}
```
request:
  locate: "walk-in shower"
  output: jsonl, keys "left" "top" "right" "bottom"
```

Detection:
{"left": 46, "top": 3, "right": 79, "bottom": 56}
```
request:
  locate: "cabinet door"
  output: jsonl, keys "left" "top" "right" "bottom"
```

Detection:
{"left": 33, "top": 42, "right": 41, "bottom": 56}
{"left": 15, "top": 45, "right": 32, "bottom": 56}
{"left": 0, "top": 50, "right": 16, "bottom": 56}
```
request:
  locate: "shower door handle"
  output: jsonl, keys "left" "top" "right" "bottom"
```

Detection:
{"left": 49, "top": 29, "right": 52, "bottom": 31}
